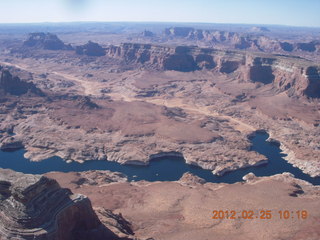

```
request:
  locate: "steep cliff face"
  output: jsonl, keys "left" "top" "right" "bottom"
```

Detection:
{"left": 106, "top": 44, "right": 217, "bottom": 72}
{"left": 244, "top": 55, "right": 320, "bottom": 98}
{"left": 0, "top": 169, "right": 121, "bottom": 240}
{"left": 249, "top": 65, "right": 275, "bottom": 84}
{"left": 220, "top": 60, "right": 240, "bottom": 73}
{"left": 0, "top": 68, "right": 43, "bottom": 96}
{"left": 297, "top": 42, "right": 317, "bottom": 52}
{"left": 23, "top": 32, "right": 72, "bottom": 50}
{"left": 163, "top": 53, "right": 197, "bottom": 72}
{"left": 244, "top": 57, "right": 276, "bottom": 84}
{"left": 304, "top": 66, "right": 320, "bottom": 98}
{"left": 280, "top": 42, "right": 294, "bottom": 52}
{"left": 106, "top": 43, "right": 320, "bottom": 98}
{"left": 195, "top": 53, "right": 216, "bottom": 69}
{"left": 108, "top": 43, "right": 163, "bottom": 66}
{"left": 75, "top": 41, "right": 106, "bottom": 56}
{"left": 163, "top": 46, "right": 198, "bottom": 72}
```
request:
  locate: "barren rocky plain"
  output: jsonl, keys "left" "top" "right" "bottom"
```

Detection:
{"left": 0, "top": 23, "right": 320, "bottom": 239}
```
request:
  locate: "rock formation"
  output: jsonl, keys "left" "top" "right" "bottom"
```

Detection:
{"left": 178, "top": 172, "right": 206, "bottom": 186}
{"left": 297, "top": 41, "right": 317, "bottom": 52}
{"left": 23, "top": 32, "right": 72, "bottom": 50}
{"left": 163, "top": 46, "right": 198, "bottom": 72}
{"left": 280, "top": 42, "right": 294, "bottom": 52}
{"left": 0, "top": 169, "right": 130, "bottom": 240}
{"left": 74, "top": 96, "right": 100, "bottom": 110}
{"left": 70, "top": 170, "right": 128, "bottom": 187}
{"left": 106, "top": 43, "right": 320, "bottom": 98}
{"left": 0, "top": 136, "right": 24, "bottom": 151}
{"left": 220, "top": 60, "right": 240, "bottom": 73}
{"left": 0, "top": 67, "right": 43, "bottom": 96}
{"left": 162, "top": 27, "right": 320, "bottom": 54}
{"left": 95, "top": 208, "right": 135, "bottom": 238}
{"left": 76, "top": 41, "right": 106, "bottom": 56}
{"left": 303, "top": 66, "right": 320, "bottom": 98}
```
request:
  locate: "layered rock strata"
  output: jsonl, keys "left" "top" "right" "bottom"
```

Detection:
{"left": 106, "top": 43, "right": 320, "bottom": 98}
{"left": 163, "top": 27, "right": 320, "bottom": 53}
{"left": 0, "top": 67, "right": 43, "bottom": 96}
{"left": 0, "top": 169, "right": 128, "bottom": 240}
{"left": 76, "top": 41, "right": 106, "bottom": 56}
{"left": 23, "top": 32, "right": 72, "bottom": 50}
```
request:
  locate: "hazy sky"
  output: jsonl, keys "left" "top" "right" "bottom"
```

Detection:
{"left": 0, "top": 0, "right": 319, "bottom": 27}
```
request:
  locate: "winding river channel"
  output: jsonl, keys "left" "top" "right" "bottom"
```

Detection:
{"left": 0, "top": 132, "right": 319, "bottom": 185}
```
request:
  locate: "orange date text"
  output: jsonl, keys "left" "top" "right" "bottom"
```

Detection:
{"left": 211, "top": 210, "right": 308, "bottom": 220}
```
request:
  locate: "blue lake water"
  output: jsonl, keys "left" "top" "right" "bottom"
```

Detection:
{"left": 0, "top": 132, "right": 319, "bottom": 185}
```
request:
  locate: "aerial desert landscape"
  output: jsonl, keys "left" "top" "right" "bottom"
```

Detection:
{"left": 0, "top": 1, "right": 320, "bottom": 239}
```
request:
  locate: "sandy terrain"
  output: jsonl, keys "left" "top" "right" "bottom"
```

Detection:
{"left": 46, "top": 171, "right": 320, "bottom": 240}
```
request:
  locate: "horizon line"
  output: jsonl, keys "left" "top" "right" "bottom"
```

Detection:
{"left": 0, "top": 20, "right": 319, "bottom": 29}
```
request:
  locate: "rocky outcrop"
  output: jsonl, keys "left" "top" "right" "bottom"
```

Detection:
{"left": 0, "top": 68, "right": 43, "bottom": 96}
{"left": 106, "top": 43, "right": 320, "bottom": 98}
{"left": 280, "top": 42, "right": 294, "bottom": 52}
{"left": 0, "top": 136, "right": 24, "bottom": 151}
{"left": 23, "top": 32, "right": 72, "bottom": 50}
{"left": 76, "top": 41, "right": 106, "bottom": 56}
{"left": 108, "top": 43, "right": 153, "bottom": 64}
{"left": 179, "top": 172, "right": 206, "bottom": 186}
{"left": 72, "top": 171, "right": 127, "bottom": 187}
{"left": 95, "top": 208, "right": 134, "bottom": 238}
{"left": 304, "top": 66, "right": 320, "bottom": 98}
{"left": 220, "top": 60, "right": 240, "bottom": 73}
{"left": 162, "top": 27, "right": 320, "bottom": 54}
{"left": 0, "top": 169, "right": 125, "bottom": 240}
{"left": 74, "top": 96, "right": 100, "bottom": 110}
{"left": 106, "top": 44, "right": 216, "bottom": 72}
{"left": 195, "top": 53, "right": 216, "bottom": 69}
{"left": 249, "top": 65, "right": 275, "bottom": 84}
{"left": 297, "top": 42, "right": 317, "bottom": 52}
{"left": 163, "top": 46, "right": 198, "bottom": 72}
{"left": 245, "top": 55, "right": 320, "bottom": 98}
{"left": 164, "top": 27, "right": 269, "bottom": 50}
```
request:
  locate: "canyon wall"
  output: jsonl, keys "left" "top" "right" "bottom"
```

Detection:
{"left": 76, "top": 41, "right": 106, "bottom": 56}
{"left": 164, "top": 27, "right": 320, "bottom": 53}
{"left": 0, "top": 67, "right": 43, "bottom": 96}
{"left": 106, "top": 43, "right": 320, "bottom": 98}
{"left": 0, "top": 169, "right": 125, "bottom": 240}
{"left": 23, "top": 32, "right": 72, "bottom": 50}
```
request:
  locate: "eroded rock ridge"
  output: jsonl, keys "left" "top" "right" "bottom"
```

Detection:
{"left": 106, "top": 43, "right": 320, "bottom": 98}
{"left": 0, "top": 169, "right": 126, "bottom": 240}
